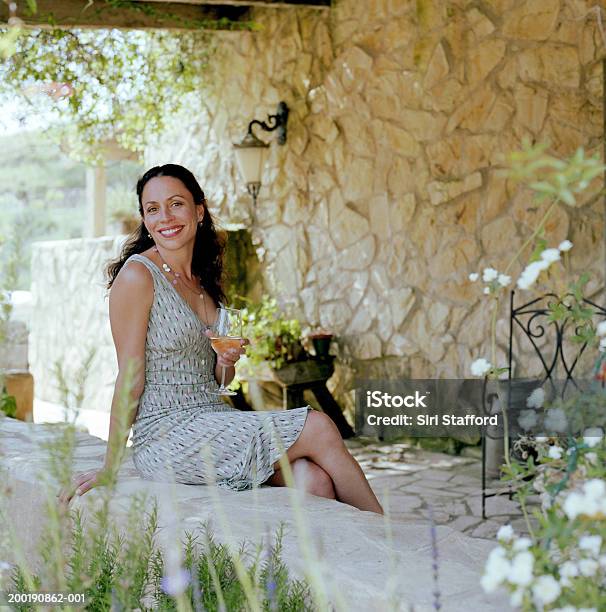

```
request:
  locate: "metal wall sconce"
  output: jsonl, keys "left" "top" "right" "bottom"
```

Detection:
{"left": 233, "top": 101, "right": 289, "bottom": 206}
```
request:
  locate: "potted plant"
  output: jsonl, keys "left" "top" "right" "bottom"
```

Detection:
{"left": 240, "top": 295, "right": 304, "bottom": 372}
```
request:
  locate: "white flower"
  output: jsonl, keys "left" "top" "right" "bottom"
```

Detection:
{"left": 497, "top": 524, "right": 514, "bottom": 542}
{"left": 564, "top": 479, "right": 606, "bottom": 519}
{"left": 599, "top": 555, "right": 606, "bottom": 569}
{"left": 469, "top": 272, "right": 479, "bottom": 282}
{"left": 481, "top": 546, "right": 510, "bottom": 593}
{"left": 597, "top": 321, "right": 606, "bottom": 337}
{"left": 526, "top": 387, "right": 545, "bottom": 408}
{"left": 518, "top": 409, "right": 538, "bottom": 431}
{"left": 535, "top": 434, "right": 549, "bottom": 442}
{"left": 579, "top": 535, "right": 602, "bottom": 557}
{"left": 532, "top": 574, "right": 561, "bottom": 606}
{"left": 497, "top": 273, "right": 511, "bottom": 287}
{"left": 558, "top": 239, "right": 573, "bottom": 252}
{"left": 548, "top": 445, "right": 563, "bottom": 460}
{"left": 578, "top": 558, "right": 599, "bottom": 577}
{"left": 584, "top": 478, "right": 606, "bottom": 501}
{"left": 586, "top": 452, "right": 598, "bottom": 465}
{"left": 509, "top": 588, "right": 525, "bottom": 608}
{"left": 483, "top": 286, "right": 491, "bottom": 295}
{"left": 482, "top": 267, "right": 498, "bottom": 282}
{"left": 541, "top": 248, "right": 561, "bottom": 263}
{"left": 517, "top": 260, "right": 550, "bottom": 290}
{"left": 543, "top": 407, "right": 568, "bottom": 433}
{"left": 599, "top": 337, "right": 606, "bottom": 352}
{"left": 471, "top": 358, "right": 492, "bottom": 377}
{"left": 583, "top": 427, "right": 604, "bottom": 448}
{"left": 513, "top": 537, "right": 532, "bottom": 551}
{"left": 563, "top": 491, "right": 585, "bottom": 520}
{"left": 508, "top": 551, "right": 534, "bottom": 586}
{"left": 0, "top": 561, "right": 10, "bottom": 572}
{"left": 559, "top": 561, "right": 579, "bottom": 587}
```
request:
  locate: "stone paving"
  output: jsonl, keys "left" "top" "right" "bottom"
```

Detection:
{"left": 346, "top": 437, "right": 540, "bottom": 540}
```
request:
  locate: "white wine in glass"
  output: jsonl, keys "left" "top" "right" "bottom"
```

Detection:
{"left": 210, "top": 307, "right": 242, "bottom": 396}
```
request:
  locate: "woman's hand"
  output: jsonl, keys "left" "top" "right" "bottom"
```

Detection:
{"left": 58, "top": 469, "right": 109, "bottom": 505}
{"left": 205, "top": 331, "right": 249, "bottom": 368}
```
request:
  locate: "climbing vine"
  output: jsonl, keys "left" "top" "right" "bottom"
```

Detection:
{"left": 0, "top": 2, "right": 256, "bottom": 161}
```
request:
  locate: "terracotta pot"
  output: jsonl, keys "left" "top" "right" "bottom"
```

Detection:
{"left": 4, "top": 370, "right": 34, "bottom": 422}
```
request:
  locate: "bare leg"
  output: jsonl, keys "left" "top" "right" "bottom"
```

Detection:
{"left": 267, "top": 457, "right": 336, "bottom": 500}
{"left": 272, "top": 411, "right": 383, "bottom": 514}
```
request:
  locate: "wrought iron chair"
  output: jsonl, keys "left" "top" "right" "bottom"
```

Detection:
{"left": 481, "top": 290, "right": 606, "bottom": 519}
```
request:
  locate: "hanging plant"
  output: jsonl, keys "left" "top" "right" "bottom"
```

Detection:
{"left": 0, "top": 24, "right": 219, "bottom": 161}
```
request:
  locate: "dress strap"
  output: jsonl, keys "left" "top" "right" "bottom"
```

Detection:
{"left": 125, "top": 254, "right": 166, "bottom": 286}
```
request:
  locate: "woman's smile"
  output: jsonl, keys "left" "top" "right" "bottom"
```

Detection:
{"left": 158, "top": 225, "right": 184, "bottom": 238}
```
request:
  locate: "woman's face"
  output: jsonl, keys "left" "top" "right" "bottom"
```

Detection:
{"left": 141, "top": 176, "right": 204, "bottom": 250}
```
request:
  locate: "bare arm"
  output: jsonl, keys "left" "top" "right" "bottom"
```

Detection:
{"left": 103, "top": 260, "right": 153, "bottom": 472}
{"left": 60, "top": 261, "right": 153, "bottom": 502}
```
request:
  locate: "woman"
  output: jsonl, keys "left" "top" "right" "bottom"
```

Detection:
{"left": 61, "top": 164, "right": 383, "bottom": 514}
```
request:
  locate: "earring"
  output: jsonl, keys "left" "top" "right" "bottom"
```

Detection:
{"left": 147, "top": 233, "right": 152, "bottom": 238}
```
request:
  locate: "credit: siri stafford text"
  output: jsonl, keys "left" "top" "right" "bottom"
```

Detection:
{"left": 366, "top": 413, "right": 499, "bottom": 426}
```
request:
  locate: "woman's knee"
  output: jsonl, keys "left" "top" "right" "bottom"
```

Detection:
{"left": 303, "top": 411, "right": 343, "bottom": 447}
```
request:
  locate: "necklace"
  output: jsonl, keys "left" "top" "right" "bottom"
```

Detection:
{"left": 153, "top": 247, "right": 212, "bottom": 330}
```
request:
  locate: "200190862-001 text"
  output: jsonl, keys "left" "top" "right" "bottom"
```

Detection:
{"left": 0, "top": 591, "right": 88, "bottom": 606}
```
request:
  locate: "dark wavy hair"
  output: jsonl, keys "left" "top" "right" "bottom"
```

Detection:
{"left": 105, "top": 164, "right": 225, "bottom": 306}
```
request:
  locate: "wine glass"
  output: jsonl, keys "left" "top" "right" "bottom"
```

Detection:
{"left": 209, "top": 307, "right": 242, "bottom": 396}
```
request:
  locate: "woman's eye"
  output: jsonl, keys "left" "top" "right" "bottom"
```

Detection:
{"left": 171, "top": 201, "right": 183, "bottom": 207}
{"left": 147, "top": 207, "right": 157, "bottom": 213}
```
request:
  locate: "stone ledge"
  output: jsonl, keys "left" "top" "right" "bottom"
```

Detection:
{"left": 0, "top": 417, "right": 508, "bottom": 611}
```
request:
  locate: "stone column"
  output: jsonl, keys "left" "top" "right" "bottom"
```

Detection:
{"left": 85, "top": 165, "right": 106, "bottom": 237}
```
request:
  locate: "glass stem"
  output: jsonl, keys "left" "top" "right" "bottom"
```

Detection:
{"left": 220, "top": 364, "right": 227, "bottom": 389}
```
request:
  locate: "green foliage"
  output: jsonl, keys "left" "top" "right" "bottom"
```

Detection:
{"left": 508, "top": 140, "right": 604, "bottom": 207}
{"left": 0, "top": 26, "right": 214, "bottom": 161}
{"left": 151, "top": 526, "right": 314, "bottom": 612}
{"left": 10, "top": 502, "right": 315, "bottom": 611}
{"left": 240, "top": 295, "right": 303, "bottom": 370}
{"left": 0, "top": 384, "right": 17, "bottom": 419}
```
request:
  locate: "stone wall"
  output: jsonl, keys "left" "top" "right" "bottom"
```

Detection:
{"left": 145, "top": 0, "right": 605, "bottom": 416}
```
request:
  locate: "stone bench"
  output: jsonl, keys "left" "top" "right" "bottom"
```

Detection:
{"left": 0, "top": 417, "right": 508, "bottom": 611}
